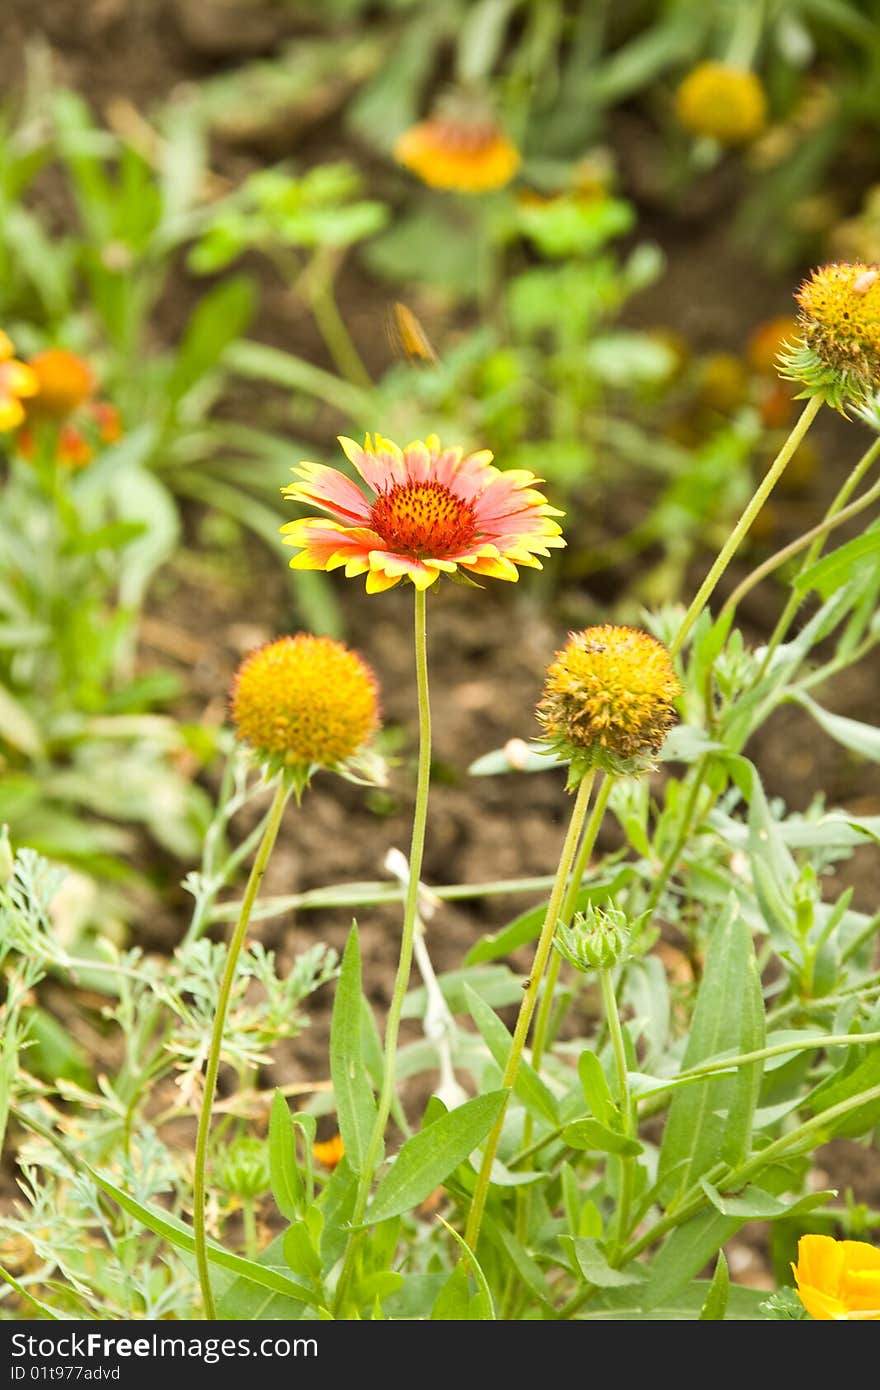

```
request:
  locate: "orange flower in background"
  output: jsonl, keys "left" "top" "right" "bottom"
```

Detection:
{"left": 395, "top": 111, "right": 520, "bottom": 193}
{"left": 792, "top": 1234, "right": 880, "bottom": 1319}
{"left": 230, "top": 634, "right": 379, "bottom": 768}
{"left": 17, "top": 400, "right": 124, "bottom": 471}
{"left": 0, "top": 332, "right": 38, "bottom": 431}
{"left": 747, "top": 316, "right": 801, "bottom": 375}
{"left": 282, "top": 433, "right": 564, "bottom": 594}
{"left": 27, "top": 349, "right": 95, "bottom": 420}
{"left": 312, "top": 1134, "right": 345, "bottom": 1169}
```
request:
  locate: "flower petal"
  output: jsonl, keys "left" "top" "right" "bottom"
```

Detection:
{"left": 284, "top": 462, "right": 371, "bottom": 523}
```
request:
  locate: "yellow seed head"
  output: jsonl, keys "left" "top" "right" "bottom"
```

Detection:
{"left": 231, "top": 635, "right": 379, "bottom": 769}
{"left": 794, "top": 261, "right": 880, "bottom": 392}
{"left": 537, "top": 625, "right": 681, "bottom": 777}
{"left": 675, "top": 63, "right": 767, "bottom": 145}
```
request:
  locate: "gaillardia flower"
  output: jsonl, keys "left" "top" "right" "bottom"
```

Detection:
{"left": 792, "top": 1234, "right": 880, "bottom": 1320}
{"left": 394, "top": 109, "right": 520, "bottom": 193}
{"left": 537, "top": 625, "right": 681, "bottom": 780}
{"left": 0, "top": 332, "right": 38, "bottom": 431}
{"left": 675, "top": 62, "right": 767, "bottom": 145}
{"left": 27, "top": 349, "right": 95, "bottom": 419}
{"left": 281, "top": 434, "right": 564, "bottom": 594}
{"left": 231, "top": 634, "right": 379, "bottom": 773}
{"left": 782, "top": 261, "right": 880, "bottom": 410}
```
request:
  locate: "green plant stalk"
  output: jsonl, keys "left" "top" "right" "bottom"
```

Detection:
{"left": 529, "top": 773, "right": 613, "bottom": 1073}
{"left": 192, "top": 775, "right": 292, "bottom": 1320}
{"left": 242, "top": 1199, "right": 258, "bottom": 1262}
{"left": 756, "top": 432, "right": 880, "bottom": 673}
{"left": 669, "top": 393, "right": 823, "bottom": 658}
{"left": 721, "top": 460, "right": 880, "bottom": 621}
{"left": 600, "top": 964, "right": 635, "bottom": 1256}
{"left": 334, "top": 585, "right": 432, "bottom": 1312}
{"left": 505, "top": 773, "right": 612, "bottom": 1315}
{"left": 464, "top": 769, "right": 596, "bottom": 1254}
{"left": 305, "top": 253, "right": 373, "bottom": 391}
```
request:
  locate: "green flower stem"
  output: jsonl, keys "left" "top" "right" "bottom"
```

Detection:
{"left": 600, "top": 965, "right": 634, "bottom": 1256}
{"left": 334, "top": 585, "right": 432, "bottom": 1311}
{"left": 305, "top": 252, "right": 373, "bottom": 391}
{"left": 720, "top": 457, "right": 880, "bottom": 621}
{"left": 507, "top": 773, "right": 613, "bottom": 1311}
{"left": 530, "top": 774, "right": 614, "bottom": 1073}
{"left": 192, "top": 775, "right": 293, "bottom": 1321}
{"left": 756, "top": 432, "right": 880, "bottom": 675}
{"left": 463, "top": 770, "right": 596, "bottom": 1255}
{"left": 242, "top": 1198, "right": 258, "bottom": 1261}
{"left": 669, "top": 393, "right": 824, "bottom": 658}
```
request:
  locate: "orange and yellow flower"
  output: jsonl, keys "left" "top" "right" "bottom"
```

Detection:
{"left": 394, "top": 114, "right": 520, "bottom": 193}
{"left": 27, "top": 349, "right": 95, "bottom": 420}
{"left": 312, "top": 1133, "right": 345, "bottom": 1169}
{"left": 792, "top": 1234, "right": 880, "bottom": 1320}
{"left": 281, "top": 433, "right": 565, "bottom": 594}
{"left": 0, "top": 332, "right": 38, "bottom": 431}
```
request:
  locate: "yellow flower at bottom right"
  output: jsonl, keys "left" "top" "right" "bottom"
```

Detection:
{"left": 792, "top": 1234, "right": 880, "bottom": 1319}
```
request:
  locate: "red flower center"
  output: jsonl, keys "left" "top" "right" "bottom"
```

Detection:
{"left": 370, "top": 481, "right": 478, "bottom": 558}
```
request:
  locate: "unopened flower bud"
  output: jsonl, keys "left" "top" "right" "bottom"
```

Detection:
{"left": 214, "top": 1136, "right": 271, "bottom": 1200}
{"left": 554, "top": 901, "right": 631, "bottom": 973}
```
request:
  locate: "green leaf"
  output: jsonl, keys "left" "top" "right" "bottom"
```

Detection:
{"left": 269, "top": 1090, "right": 302, "bottom": 1221}
{"left": 790, "top": 692, "right": 880, "bottom": 763}
{"left": 434, "top": 1216, "right": 495, "bottom": 1320}
{"left": 330, "top": 924, "right": 378, "bottom": 1176}
{"left": 283, "top": 1221, "right": 322, "bottom": 1283}
{"left": 699, "top": 1251, "right": 729, "bottom": 1320}
{"left": 578, "top": 1050, "right": 615, "bottom": 1125}
{"left": 463, "top": 983, "right": 559, "bottom": 1125}
{"left": 587, "top": 1279, "right": 768, "bottom": 1320}
{"left": 431, "top": 1261, "right": 471, "bottom": 1320}
{"left": 700, "top": 1180, "right": 836, "bottom": 1220}
{"left": 562, "top": 1118, "right": 642, "bottom": 1156}
{"left": 482, "top": 1214, "right": 553, "bottom": 1307}
{"left": 644, "top": 1209, "right": 743, "bottom": 1305}
{"left": 562, "top": 1236, "right": 646, "bottom": 1288}
{"left": 656, "top": 902, "right": 765, "bottom": 1205}
{"left": 793, "top": 526, "right": 880, "bottom": 599}
{"left": 216, "top": 1234, "right": 303, "bottom": 1320}
{"left": 84, "top": 1165, "right": 321, "bottom": 1308}
{"left": 366, "top": 1091, "right": 508, "bottom": 1226}
{"left": 804, "top": 1047, "right": 880, "bottom": 1139}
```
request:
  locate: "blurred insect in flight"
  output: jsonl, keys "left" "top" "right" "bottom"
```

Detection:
{"left": 386, "top": 301, "right": 439, "bottom": 365}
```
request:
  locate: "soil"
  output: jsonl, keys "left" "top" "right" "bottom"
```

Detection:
{"left": 3, "top": 0, "right": 880, "bottom": 1299}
